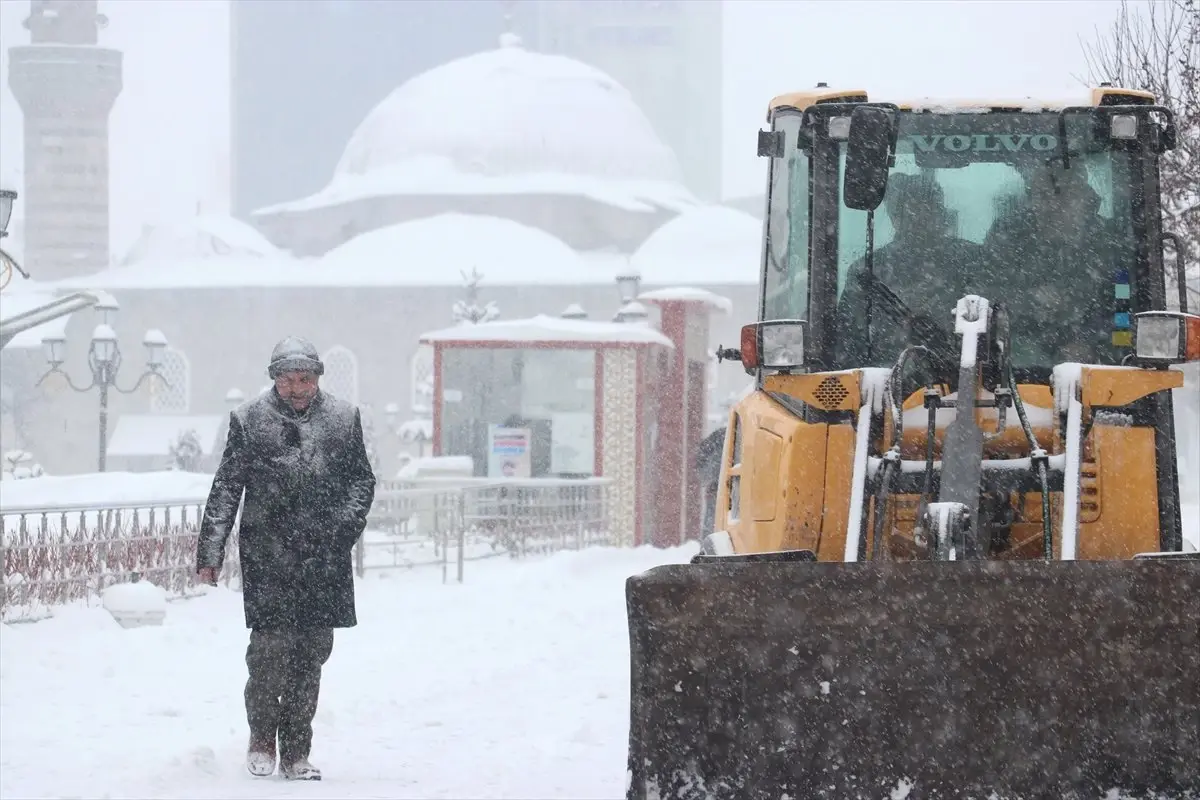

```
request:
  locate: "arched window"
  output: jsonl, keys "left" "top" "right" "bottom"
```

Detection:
{"left": 410, "top": 344, "right": 434, "bottom": 416}
{"left": 321, "top": 345, "right": 359, "bottom": 405}
{"left": 150, "top": 347, "right": 190, "bottom": 413}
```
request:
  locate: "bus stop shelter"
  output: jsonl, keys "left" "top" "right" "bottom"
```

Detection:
{"left": 419, "top": 314, "right": 674, "bottom": 547}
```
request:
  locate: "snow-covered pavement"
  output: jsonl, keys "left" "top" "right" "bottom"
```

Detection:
{"left": 0, "top": 543, "right": 697, "bottom": 799}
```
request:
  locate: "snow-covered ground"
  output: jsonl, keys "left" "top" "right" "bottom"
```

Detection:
{"left": 0, "top": 470, "right": 214, "bottom": 509}
{"left": 0, "top": 543, "right": 697, "bottom": 800}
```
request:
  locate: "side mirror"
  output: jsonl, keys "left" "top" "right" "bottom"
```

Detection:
{"left": 739, "top": 320, "right": 808, "bottom": 374}
{"left": 843, "top": 106, "right": 893, "bottom": 212}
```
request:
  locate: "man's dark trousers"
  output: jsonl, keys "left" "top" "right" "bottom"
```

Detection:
{"left": 245, "top": 628, "right": 335, "bottom": 763}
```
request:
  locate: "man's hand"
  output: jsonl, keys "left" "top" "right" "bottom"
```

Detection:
{"left": 197, "top": 566, "right": 219, "bottom": 586}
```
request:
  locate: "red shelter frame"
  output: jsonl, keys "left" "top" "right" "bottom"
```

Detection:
{"left": 420, "top": 316, "right": 674, "bottom": 546}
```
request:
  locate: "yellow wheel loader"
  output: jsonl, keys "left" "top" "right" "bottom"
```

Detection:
{"left": 625, "top": 86, "right": 1200, "bottom": 799}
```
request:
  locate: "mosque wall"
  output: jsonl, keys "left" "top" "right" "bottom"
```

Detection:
{"left": 256, "top": 193, "right": 677, "bottom": 260}
{"left": 15, "top": 281, "right": 756, "bottom": 477}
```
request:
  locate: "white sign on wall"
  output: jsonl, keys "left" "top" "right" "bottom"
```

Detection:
{"left": 488, "top": 425, "right": 532, "bottom": 478}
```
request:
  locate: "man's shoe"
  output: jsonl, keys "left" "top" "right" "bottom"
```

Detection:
{"left": 245, "top": 737, "right": 276, "bottom": 777}
{"left": 280, "top": 758, "right": 321, "bottom": 781}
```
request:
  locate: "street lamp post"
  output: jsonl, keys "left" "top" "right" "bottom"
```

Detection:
{"left": 616, "top": 266, "right": 641, "bottom": 306}
{"left": 38, "top": 298, "right": 169, "bottom": 472}
{"left": 0, "top": 187, "right": 30, "bottom": 285}
{"left": 0, "top": 189, "right": 15, "bottom": 234}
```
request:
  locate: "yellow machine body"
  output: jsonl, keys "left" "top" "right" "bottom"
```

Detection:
{"left": 625, "top": 86, "right": 1199, "bottom": 800}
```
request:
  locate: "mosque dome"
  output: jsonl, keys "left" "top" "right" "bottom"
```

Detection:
{"left": 121, "top": 214, "right": 280, "bottom": 266}
{"left": 338, "top": 33, "right": 682, "bottom": 184}
{"left": 631, "top": 206, "right": 763, "bottom": 285}
{"left": 258, "top": 35, "right": 694, "bottom": 216}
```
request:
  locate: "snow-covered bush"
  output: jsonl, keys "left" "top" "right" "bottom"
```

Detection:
{"left": 1, "top": 449, "right": 45, "bottom": 481}
{"left": 453, "top": 267, "right": 500, "bottom": 325}
{"left": 168, "top": 429, "right": 204, "bottom": 472}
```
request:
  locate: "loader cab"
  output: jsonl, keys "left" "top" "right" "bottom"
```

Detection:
{"left": 757, "top": 89, "right": 1182, "bottom": 382}
{"left": 720, "top": 86, "right": 1194, "bottom": 564}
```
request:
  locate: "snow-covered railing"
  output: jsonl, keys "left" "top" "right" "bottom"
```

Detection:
{"left": 1, "top": 475, "right": 616, "bottom": 620}
{"left": 360, "top": 478, "right": 615, "bottom": 581}
{"left": 1, "top": 497, "right": 239, "bottom": 624}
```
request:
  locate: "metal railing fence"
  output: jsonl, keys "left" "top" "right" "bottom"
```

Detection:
{"left": 2, "top": 477, "right": 613, "bottom": 622}
{"left": 359, "top": 479, "right": 613, "bottom": 581}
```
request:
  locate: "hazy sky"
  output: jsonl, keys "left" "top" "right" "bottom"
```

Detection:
{"left": 0, "top": 0, "right": 1124, "bottom": 260}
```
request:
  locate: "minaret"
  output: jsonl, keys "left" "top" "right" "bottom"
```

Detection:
{"left": 7, "top": 0, "right": 122, "bottom": 279}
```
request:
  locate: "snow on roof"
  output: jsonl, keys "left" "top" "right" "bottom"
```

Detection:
{"left": 47, "top": 214, "right": 619, "bottom": 290}
{"left": 638, "top": 287, "right": 734, "bottom": 314}
{"left": 320, "top": 213, "right": 600, "bottom": 286}
{"left": 256, "top": 162, "right": 699, "bottom": 217}
{"left": 420, "top": 314, "right": 674, "bottom": 348}
{"left": 106, "top": 414, "right": 227, "bottom": 458}
{"left": 254, "top": 35, "right": 696, "bottom": 218}
{"left": 48, "top": 255, "right": 303, "bottom": 291}
{"left": 721, "top": 193, "right": 766, "bottom": 220}
{"left": 396, "top": 418, "right": 433, "bottom": 442}
{"left": 900, "top": 94, "right": 1102, "bottom": 113}
{"left": 631, "top": 205, "right": 763, "bottom": 286}
{"left": 0, "top": 283, "right": 74, "bottom": 349}
{"left": 121, "top": 214, "right": 280, "bottom": 266}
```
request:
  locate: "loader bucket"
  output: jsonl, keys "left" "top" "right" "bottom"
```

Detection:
{"left": 625, "top": 558, "right": 1200, "bottom": 800}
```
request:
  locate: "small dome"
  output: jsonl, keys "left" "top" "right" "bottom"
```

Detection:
{"left": 320, "top": 213, "right": 591, "bottom": 286}
{"left": 561, "top": 302, "right": 587, "bottom": 320}
{"left": 613, "top": 300, "right": 650, "bottom": 323}
{"left": 335, "top": 40, "right": 682, "bottom": 187}
{"left": 122, "top": 215, "right": 279, "bottom": 266}
{"left": 632, "top": 206, "right": 763, "bottom": 286}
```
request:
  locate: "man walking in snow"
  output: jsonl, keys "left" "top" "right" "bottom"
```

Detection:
{"left": 196, "top": 336, "right": 377, "bottom": 781}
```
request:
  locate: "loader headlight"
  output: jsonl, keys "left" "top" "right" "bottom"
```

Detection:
{"left": 1110, "top": 114, "right": 1138, "bottom": 140}
{"left": 740, "top": 319, "right": 807, "bottom": 373}
{"left": 1134, "top": 311, "right": 1200, "bottom": 364}
{"left": 828, "top": 116, "right": 852, "bottom": 140}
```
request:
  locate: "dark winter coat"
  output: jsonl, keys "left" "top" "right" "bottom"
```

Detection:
{"left": 196, "top": 388, "right": 377, "bottom": 630}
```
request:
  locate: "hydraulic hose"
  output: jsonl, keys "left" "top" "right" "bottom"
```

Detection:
{"left": 1009, "top": 368, "right": 1053, "bottom": 560}
{"left": 880, "top": 346, "right": 942, "bottom": 560}
{"left": 922, "top": 387, "right": 938, "bottom": 507}
{"left": 885, "top": 345, "right": 938, "bottom": 451}
{"left": 870, "top": 451, "right": 898, "bottom": 561}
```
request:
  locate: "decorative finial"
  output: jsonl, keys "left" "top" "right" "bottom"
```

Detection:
{"left": 561, "top": 303, "right": 587, "bottom": 320}
{"left": 499, "top": 0, "right": 521, "bottom": 49}
{"left": 613, "top": 301, "right": 650, "bottom": 325}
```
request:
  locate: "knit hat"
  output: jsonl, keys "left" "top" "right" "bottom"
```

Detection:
{"left": 267, "top": 336, "right": 324, "bottom": 378}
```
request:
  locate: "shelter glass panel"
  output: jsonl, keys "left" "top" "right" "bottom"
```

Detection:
{"left": 440, "top": 347, "right": 597, "bottom": 478}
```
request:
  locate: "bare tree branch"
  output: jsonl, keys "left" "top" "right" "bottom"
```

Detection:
{"left": 1080, "top": 0, "right": 1200, "bottom": 310}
